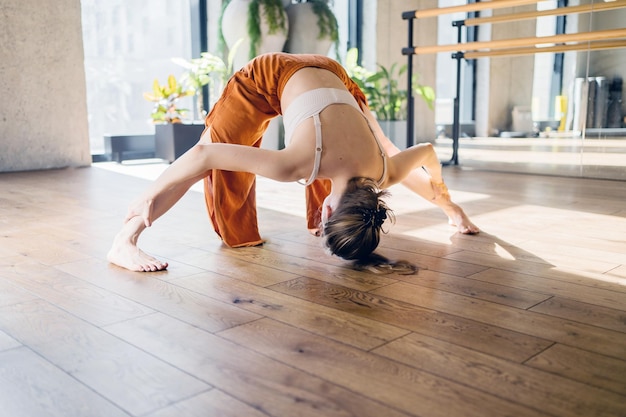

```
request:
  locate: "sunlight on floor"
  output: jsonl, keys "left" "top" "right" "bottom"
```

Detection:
{"left": 93, "top": 160, "right": 625, "bottom": 285}
{"left": 385, "top": 183, "right": 490, "bottom": 215}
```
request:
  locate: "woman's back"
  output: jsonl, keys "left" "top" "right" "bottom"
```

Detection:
{"left": 281, "top": 67, "right": 388, "bottom": 186}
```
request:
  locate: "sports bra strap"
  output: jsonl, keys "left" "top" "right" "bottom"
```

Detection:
{"left": 298, "top": 114, "right": 323, "bottom": 186}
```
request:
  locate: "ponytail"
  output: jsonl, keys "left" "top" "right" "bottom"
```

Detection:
{"left": 323, "top": 177, "right": 417, "bottom": 274}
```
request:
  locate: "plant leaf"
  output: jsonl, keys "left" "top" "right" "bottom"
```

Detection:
{"left": 168, "top": 74, "right": 177, "bottom": 92}
{"left": 143, "top": 92, "right": 158, "bottom": 102}
{"left": 172, "top": 57, "right": 193, "bottom": 69}
{"left": 152, "top": 79, "right": 161, "bottom": 96}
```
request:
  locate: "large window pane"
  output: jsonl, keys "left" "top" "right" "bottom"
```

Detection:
{"left": 81, "top": 0, "right": 193, "bottom": 155}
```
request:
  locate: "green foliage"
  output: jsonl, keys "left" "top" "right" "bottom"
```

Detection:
{"left": 247, "top": 0, "right": 288, "bottom": 59}
{"left": 174, "top": 44, "right": 240, "bottom": 91}
{"left": 172, "top": 40, "right": 241, "bottom": 117}
{"left": 309, "top": 0, "right": 339, "bottom": 53}
{"left": 219, "top": 0, "right": 339, "bottom": 59}
{"left": 173, "top": 54, "right": 227, "bottom": 92}
{"left": 345, "top": 48, "right": 435, "bottom": 121}
{"left": 143, "top": 75, "right": 194, "bottom": 124}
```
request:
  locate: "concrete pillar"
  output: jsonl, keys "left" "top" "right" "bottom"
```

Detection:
{"left": 0, "top": 0, "right": 91, "bottom": 172}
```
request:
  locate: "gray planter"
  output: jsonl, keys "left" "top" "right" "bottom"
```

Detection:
{"left": 155, "top": 123, "right": 205, "bottom": 163}
{"left": 104, "top": 134, "right": 155, "bottom": 163}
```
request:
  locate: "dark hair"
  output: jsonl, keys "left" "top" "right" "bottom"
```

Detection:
{"left": 323, "top": 177, "right": 417, "bottom": 274}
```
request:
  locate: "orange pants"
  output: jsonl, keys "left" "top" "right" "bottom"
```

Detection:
{"left": 203, "top": 53, "right": 367, "bottom": 247}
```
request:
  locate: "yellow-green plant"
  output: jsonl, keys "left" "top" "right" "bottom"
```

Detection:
{"left": 143, "top": 75, "right": 194, "bottom": 124}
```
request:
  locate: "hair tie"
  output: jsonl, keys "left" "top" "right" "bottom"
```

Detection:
{"left": 362, "top": 208, "right": 387, "bottom": 228}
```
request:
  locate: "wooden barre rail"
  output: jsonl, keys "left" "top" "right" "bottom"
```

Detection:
{"left": 464, "top": 0, "right": 626, "bottom": 27}
{"left": 405, "top": 28, "right": 626, "bottom": 55}
{"left": 402, "top": 1, "right": 625, "bottom": 164}
{"left": 464, "top": 39, "right": 626, "bottom": 59}
{"left": 404, "top": 0, "right": 542, "bottom": 19}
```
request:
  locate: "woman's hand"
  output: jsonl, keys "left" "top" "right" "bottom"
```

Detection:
{"left": 124, "top": 198, "right": 154, "bottom": 227}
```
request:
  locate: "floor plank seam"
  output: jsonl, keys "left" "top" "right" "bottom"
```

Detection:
{"left": 525, "top": 295, "right": 555, "bottom": 311}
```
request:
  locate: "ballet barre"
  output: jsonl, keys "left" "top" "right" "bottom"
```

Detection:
{"left": 463, "top": 39, "right": 626, "bottom": 60}
{"left": 404, "top": 28, "right": 626, "bottom": 56}
{"left": 402, "top": 0, "right": 626, "bottom": 165}
{"left": 405, "top": 0, "right": 544, "bottom": 19}
{"left": 464, "top": 0, "right": 626, "bottom": 26}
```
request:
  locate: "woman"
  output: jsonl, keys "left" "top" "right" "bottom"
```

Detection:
{"left": 107, "top": 52, "right": 478, "bottom": 272}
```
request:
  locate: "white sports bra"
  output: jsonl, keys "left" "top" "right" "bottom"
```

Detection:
{"left": 282, "top": 88, "right": 387, "bottom": 186}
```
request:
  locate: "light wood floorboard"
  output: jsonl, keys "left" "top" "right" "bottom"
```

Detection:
{"left": 0, "top": 164, "right": 625, "bottom": 417}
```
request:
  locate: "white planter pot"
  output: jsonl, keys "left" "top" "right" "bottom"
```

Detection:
{"left": 284, "top": 2, "right": 333, "bottom": 55}
{"left": 221, "top": 0, "right": 289, "bottom": 70}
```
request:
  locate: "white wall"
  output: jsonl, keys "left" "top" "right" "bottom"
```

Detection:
{"left": 0, "top": 0, "right": 91, "bottom": 172}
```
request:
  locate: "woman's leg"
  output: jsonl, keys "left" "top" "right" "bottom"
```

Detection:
{"left": 400, "top": 144, "right": 479, "bottom": 234}
{"left": 201, "top": 60, "right": 277, "bottom": 247}
{"left": 204, "top": 167, "right": 265, "bottom": 247}
{"left": 384, "top": 142, "right": 479, "bottom": 234}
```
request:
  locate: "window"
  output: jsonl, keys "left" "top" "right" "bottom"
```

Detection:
{"left": 81, "top": 0, "right": 193, "bottom": 155}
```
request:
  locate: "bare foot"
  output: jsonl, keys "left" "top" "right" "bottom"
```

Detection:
{"left": 445, "top": 202, "right": 480, "bottom": 234}
{"left": 431, "top": 180, "right": 479, "bottom": 234}
{"left": 107, "top": 242, "right": 168, "bottom": 272}
{"left": 107, "top": 220, "right": 168, "bottom": 272}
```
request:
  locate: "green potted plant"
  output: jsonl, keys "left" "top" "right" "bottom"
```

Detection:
{"left": 345, "top": 48, "right": 435, "bottom": 120}
{"left": 172, "top": 40, "right": 241, "bottom": 120}
{"left": 143, "top": 74, "right": 204, "bottom": 162}
{"left": 345, "top": 48, "right": 435, "bottom": 147}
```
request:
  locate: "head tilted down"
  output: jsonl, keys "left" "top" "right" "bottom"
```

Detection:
{"left": 323, "top": 177, "right": 392, "bottom": 261}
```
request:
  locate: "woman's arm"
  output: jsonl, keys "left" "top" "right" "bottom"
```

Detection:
{"left": 124, "top": 139, "right": 304, "bottom": 227}
{"left": 144, "top": 141, "right": 302, "bottom": 197}
{"left": 201, "top": 142, "right": 302, "bottom": 182}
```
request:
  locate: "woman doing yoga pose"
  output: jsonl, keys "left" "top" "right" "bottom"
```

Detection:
{"left": 107, "top": 52, "right": 478, "bottom": 272}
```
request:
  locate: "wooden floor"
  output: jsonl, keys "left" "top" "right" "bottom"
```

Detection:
{"left": 0, "top": 163, "right": 625, "bottom": 417}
